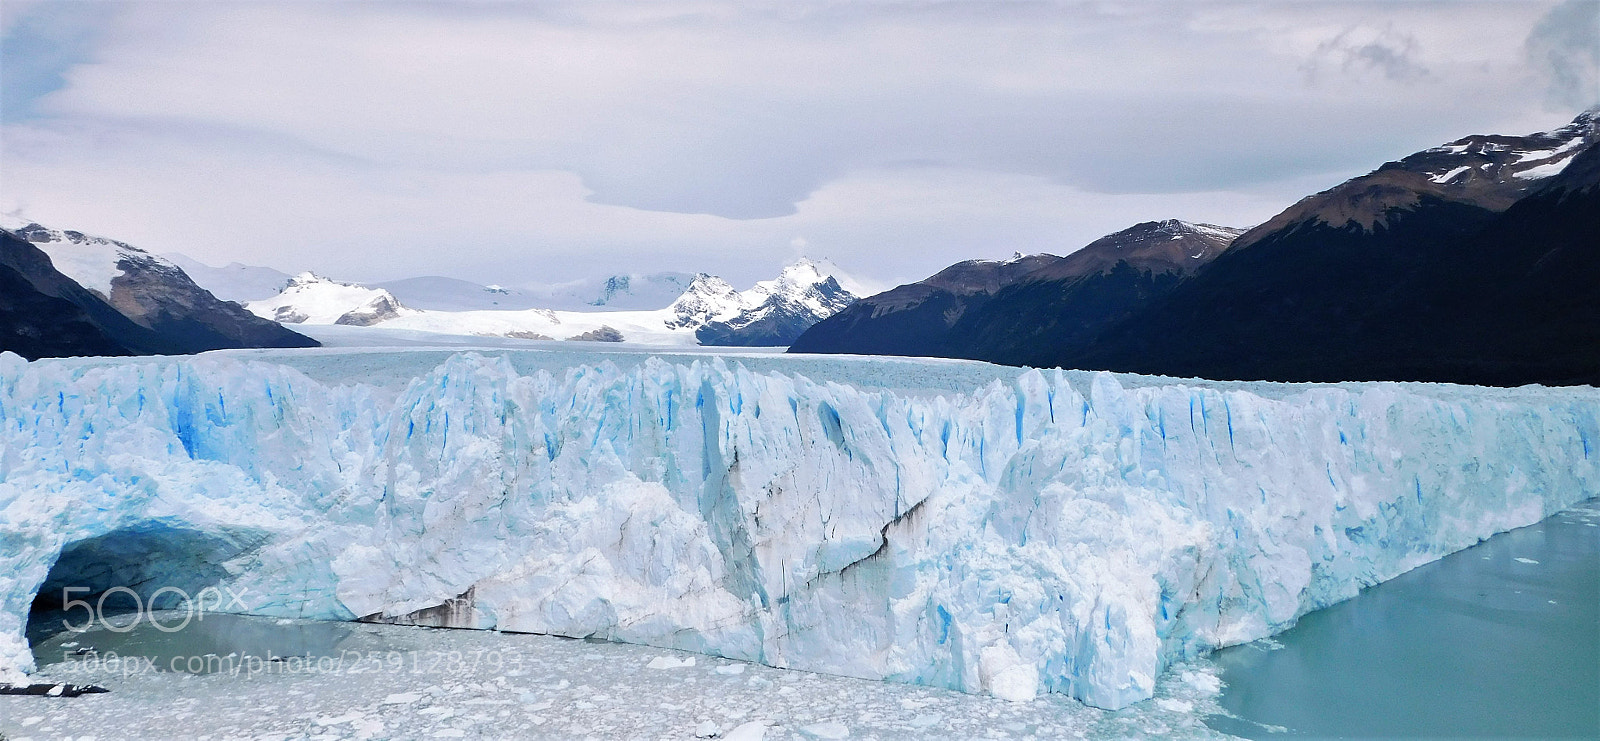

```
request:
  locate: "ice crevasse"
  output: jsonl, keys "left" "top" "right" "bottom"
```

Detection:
{"left": 0, "top": 350, "right": 1595, "bottom": 709}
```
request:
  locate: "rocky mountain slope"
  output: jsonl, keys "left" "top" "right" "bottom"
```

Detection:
{"left": 1066, "top": 109, "right": 1600, "bottom": 385}
{"left": 1, "top": 230, "right": 148, "bottom": 358}
{"left": 1, "top": 221, "right": 317, "bottom": 357}
{"left": 795, "top": 109, "right": 1600, "bottom": 386}
{"left": 790, "top": 220, "right": 1242, "bottom": 358}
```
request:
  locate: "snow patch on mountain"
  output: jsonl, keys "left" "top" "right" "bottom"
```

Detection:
{"left": 1240, "top": 109, "right": 1599, "bottom": 241}
{"left": 0, "top": 218, "right": 174, "bottom": 298}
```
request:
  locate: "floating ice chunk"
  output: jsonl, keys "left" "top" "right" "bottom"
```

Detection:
{"left": 646, "top": 656, "right": 696, "bottom": 670}
{"left": 724, "top": 721, "right": 769, "bottom": 741}
{"left": 979, "top": 644, "right": 1038, "bottom": 703}
{"left": 1514, "top": 558, "right": 1540, "bottom": 564}
{"left": 1179, "top": 670, "right": 1221, "bottom": 695}
{"left": 695, "top": 720, "right": 720, "bottom": 738}
{"left": 714, "top": 664, "right": 746, "bottom": 675}
{"left": 314, "top": 712, "right": 365, "bottom": 726}
{"left": 800, "top": 720, "right": 851, "bottom": 738}
{"left": 382, "top": 692, "right": 422, "bottom": 705}
{"left": 1155, "top": 698, "right": 1194, "bottom": 713}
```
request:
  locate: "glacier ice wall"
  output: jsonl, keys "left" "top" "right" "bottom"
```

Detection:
{"left": 1, "top": 350, "right": 1596, "bottom": 709}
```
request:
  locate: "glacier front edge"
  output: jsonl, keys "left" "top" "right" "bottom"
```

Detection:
{"left": 0, "top": 350, "right": 1594, "bottom": 710}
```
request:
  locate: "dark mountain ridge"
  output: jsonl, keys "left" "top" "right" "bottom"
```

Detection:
{"left": 789, "top": 220, "right": 1242, "bottom": 358}
{"left": 1068, "top": 111, "right": 1600, "bottom": 385}
{"left": 792, "top": 109, "right": 1600, "bottom": 387}
{"left": 2, "top": 224, "right": 318, "bottom": 359}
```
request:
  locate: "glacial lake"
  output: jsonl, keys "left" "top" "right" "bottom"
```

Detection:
{"left": 1205, "top": 498, "right": 1600, "bottom": 738}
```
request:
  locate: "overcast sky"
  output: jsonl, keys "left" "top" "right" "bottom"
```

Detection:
{"left": 2, "top": 1, "right": 1596, "bottom": 289}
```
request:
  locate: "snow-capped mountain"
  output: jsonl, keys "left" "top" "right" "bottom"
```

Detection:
{"left": 3, "top": 220, "right": 166, "bottom": 298}
{"left": 244, "top": 259, "right": 859, "bottom": 346}
{"left": 1053, "top": 108, "right": 1600, "bottom": 386}
{"left": 797, "top": 109, "right": 1600, "bottom": 386}
{"left": 0, "top": 218, "right": 316, "bottom": 356}
{"left": 694, "top": 259, "right": 857, "bottom": 346}
{"left": 664, "top": 274, "right": 745, "bottom": 329}
{"left": 2, "top": 230, "right": 154, "bottom": 359}
{"left": 247, "top": 272, "right": 416, "bottom": 326}
{"left": 798, "top": 109, "right": 1600, "bottom": 386}
{"left": 1241, "top": 109, "right": 1599, "bottom": 241}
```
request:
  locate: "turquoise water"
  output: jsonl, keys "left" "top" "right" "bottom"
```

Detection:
{"left": 1207, "top": 499, "right": 1600, "bottom": 738}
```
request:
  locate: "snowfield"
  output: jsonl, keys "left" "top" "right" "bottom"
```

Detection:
{"left": 240, "top": 259, "right": 858, "bottom": 345}
{"left": 0, "top": 349, "right": 1595, "bottom": 710}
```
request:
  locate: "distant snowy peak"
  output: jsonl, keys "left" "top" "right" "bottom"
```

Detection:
{"left": 247, "top": 272, "right": 417, "bottom": 326}
{"left": 666, "top": 273, "right": 744, "bottom": 329}
{"left": 665, "top": 260, "right": 856, "bottom": 331}
{"left": 692, "top": 259, "right": 859, "bottom": 346}
{"left": 238, "top": 259, "right": 854, "bottom": 345}
{"left": 4, "top": 221, "right": 176, "bottom": 298}
{"left": 742, "top": 258, "right": 856, "bottom": 317}
{"left": 1241, "top": 109, "right": 1600, "bottom": 241}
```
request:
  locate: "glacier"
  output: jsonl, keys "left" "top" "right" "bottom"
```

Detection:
{"left": 0, "top": 349, "right": 1595, "bottom": 710}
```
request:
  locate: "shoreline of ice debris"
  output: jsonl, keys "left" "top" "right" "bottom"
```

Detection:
{"left": 3, "top": 612, "right": 1234, "bottom": 739}
{"left": 1, "top": 349, "right": 1595, "bottom": 709}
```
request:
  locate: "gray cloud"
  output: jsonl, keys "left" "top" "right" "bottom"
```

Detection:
{"left": 0, "top": 1, "right": 1581, "bottom": 286}
{"left": 1302, "top": 25, "right": 1429, "bottom": 84}
{"left": 1526, "top": 0, "right": 1600, "bottom": 110}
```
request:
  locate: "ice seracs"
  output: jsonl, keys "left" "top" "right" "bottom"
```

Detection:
{"left": 1, "top": 349, "right": 1594, "bottom": 710}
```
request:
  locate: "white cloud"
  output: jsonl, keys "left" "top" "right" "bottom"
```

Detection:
{"left": 0, "top": 0, "right": 1585, "bottom": 289}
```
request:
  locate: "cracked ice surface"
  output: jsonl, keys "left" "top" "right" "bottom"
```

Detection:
{"left": 1, "top": 349, "right": 1596, "bottom": 709}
